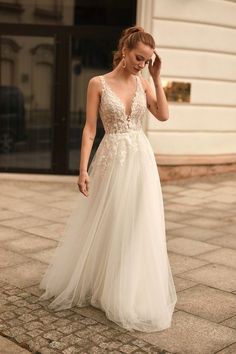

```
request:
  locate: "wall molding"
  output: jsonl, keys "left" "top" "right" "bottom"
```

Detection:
{"left": 136, "top": 0, "right": 153, "bottom": 134}
{"left": 158, "top": 162, "right": 236, "bottom": 182}
{"left": 155, "top": 153, "right": 236, "bottom": 166}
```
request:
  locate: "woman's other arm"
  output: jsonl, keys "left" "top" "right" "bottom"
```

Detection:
{"left": 77, "top": 76, "right": 101, "bottom": 196}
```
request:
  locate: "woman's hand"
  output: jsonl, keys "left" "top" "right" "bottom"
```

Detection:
{"left": 148, "top": 51, "right": 162, "bottom": 79}
{"left": 77, "top": 171, "right": 90, "bottom": 197}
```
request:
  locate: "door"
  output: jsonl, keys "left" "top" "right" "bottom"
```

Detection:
{"left": 0, "top": 23, "right": 132, "bottom": 175}
{"left": 0, "top": 24, "right": 68, "bottom": 173}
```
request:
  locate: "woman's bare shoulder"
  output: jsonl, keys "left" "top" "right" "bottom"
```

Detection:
{"left": 88, "top": 75, "right": 102, "bottom": 86}
{"left": 87, "top": 76, "right": 102, "bottom": 94}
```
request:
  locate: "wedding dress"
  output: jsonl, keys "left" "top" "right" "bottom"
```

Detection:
{"left": 39, "top": 74, "right": 177, "bottom": 332}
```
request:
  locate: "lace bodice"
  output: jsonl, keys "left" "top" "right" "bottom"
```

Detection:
{"left": 89, "top": 75, "right": 148, "bottom": 177}
{"left": 99, "top": 74, "right": 147, "bottom": 134}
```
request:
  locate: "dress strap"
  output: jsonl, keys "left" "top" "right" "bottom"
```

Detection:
{"left": 136, "top": 74, "right": 145, "bottom": 94}
{"left": 99, "top": 75, "right": 106, "bottom": 91}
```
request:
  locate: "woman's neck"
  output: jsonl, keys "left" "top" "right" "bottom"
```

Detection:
{"left": 110, "top": 63, "right": 135, "bottom": 82}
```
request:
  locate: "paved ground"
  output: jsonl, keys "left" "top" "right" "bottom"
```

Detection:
{"left": 0, "top": 172, "right": 236, "bottom": 354}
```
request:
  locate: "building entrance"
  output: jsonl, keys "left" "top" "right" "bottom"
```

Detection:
{"left": 0, "top": 24, "right": 119, "bottom": 174}
{"left": 0, "top": 1, "right": 136, "bottom": 174}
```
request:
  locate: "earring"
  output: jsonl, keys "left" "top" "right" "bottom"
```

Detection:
{"left": 122, "top": 54, "right": 126, "bottom": 68}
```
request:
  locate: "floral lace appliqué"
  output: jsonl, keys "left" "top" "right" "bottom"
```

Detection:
{"left": 93, "top": 131, "right": 142, "bottom": 176}
{"left": 99, "top": 75, "right": 146, "bottom": 134}
{"left": 90, "top": 75, "right": 147, "bottom": 176}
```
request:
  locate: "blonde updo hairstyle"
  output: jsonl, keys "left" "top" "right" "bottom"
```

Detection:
{"left": 113, "top": 26, "right": 156, "bottom": 69}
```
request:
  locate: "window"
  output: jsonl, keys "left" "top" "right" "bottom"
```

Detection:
{"left": 34, "top": 0, "right": 62, "bottom": 21}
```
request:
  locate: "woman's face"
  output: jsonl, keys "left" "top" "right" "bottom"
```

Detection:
{"left": 123, "top": 41, "right": 154, "bottom": 75}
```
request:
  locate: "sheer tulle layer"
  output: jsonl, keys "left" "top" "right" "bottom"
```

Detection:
{"left": 39, "top": 129, "right": 177, "bottom": 332}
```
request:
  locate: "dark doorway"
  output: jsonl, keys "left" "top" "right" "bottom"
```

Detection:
{"left": 0, "top": 1, "right": 137, "bottom": 174}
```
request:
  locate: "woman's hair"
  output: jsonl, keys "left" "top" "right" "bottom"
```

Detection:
{"left": 112, "top": 26, "right": 155, "bottom": 68}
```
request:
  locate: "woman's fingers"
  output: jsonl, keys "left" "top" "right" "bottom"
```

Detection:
{"left": 77, "top": 173, "right": 90, "bottom": 196}
{"left": 153, "top": 50, "right": 160, "bottom": 59}
{"left": 78, "top": 182, "right": 89, "bottom": 196}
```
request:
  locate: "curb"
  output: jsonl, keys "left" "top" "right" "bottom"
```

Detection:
{"left": 0, "top": 334, "right": 31, "bottom": 354}
{"left": 0, "top": 172, "right": 76, "bottom": 184}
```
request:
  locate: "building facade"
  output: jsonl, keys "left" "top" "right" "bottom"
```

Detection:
{"left": 137, "top": 0, "right": 236, "bottom": 179}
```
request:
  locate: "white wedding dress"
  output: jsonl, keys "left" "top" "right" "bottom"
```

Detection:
{"left": 39, "top": 74, "right": 177, "bottom": 332}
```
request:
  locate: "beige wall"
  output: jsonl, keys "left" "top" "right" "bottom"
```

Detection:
{"left": 137, "top": 0, "right": 236, "bottom": 162}
{"left": 0, "top": 0, "right": 74, "bottom": 25}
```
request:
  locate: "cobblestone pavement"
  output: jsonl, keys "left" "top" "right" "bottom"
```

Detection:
{"left": 0, "top": 172, "right": 236, "bottom": 354}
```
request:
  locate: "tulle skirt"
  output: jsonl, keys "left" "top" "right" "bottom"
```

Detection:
{"left": 39, "top": 129, "right": 177, "bottom": 332}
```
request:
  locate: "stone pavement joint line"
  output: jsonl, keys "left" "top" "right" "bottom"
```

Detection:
{"left": 0, "top": 172, "right": 236, "bottom": 353}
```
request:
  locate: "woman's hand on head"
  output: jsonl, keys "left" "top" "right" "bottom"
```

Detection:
{"left": 77, "top": 171, "right": 90, "bottom": 197}
{"left": 148, "top": 51, "right": 161, "bottom": 79}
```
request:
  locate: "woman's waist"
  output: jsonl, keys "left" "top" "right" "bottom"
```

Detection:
{"left": 104, "top": 127, "right": 143, "bottom": 136}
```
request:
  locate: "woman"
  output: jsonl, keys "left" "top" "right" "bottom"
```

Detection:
{"left": 39, "top": 26, "right": 177, "bottom": 333}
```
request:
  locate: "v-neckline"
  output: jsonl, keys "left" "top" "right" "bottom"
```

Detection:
{"left": 102, "top": 75, "right": 138, "bottom": 119}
